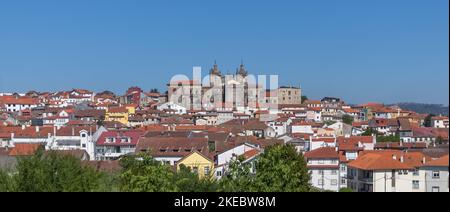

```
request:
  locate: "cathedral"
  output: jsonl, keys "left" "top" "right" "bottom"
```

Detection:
{"left": 168, "top": 62, "right": 264, "bottom": 111}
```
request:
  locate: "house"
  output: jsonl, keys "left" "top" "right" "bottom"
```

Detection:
{"left": 1, "top": 96, "right": 39, "bottom": 112}
{"left": 431, "top": 116, "right": 449, "bottom": 128}
{"left": 419, "top": 155, "right": 449, "bottom": 192}
{"left": 309, "top": 137, "right": 337, "bottom": 151}
{"left": 306, "top": 107, "right": 321, "bottom": 122}
{"left": 347, "top": 151, "right": 431, "bottom": 192}
{"left": 214, "top": 144, "right": 261, "bottom": 179}
{"left": 291, "top": 121, "right": 314, "bottom": 134}
{"left": 267, "top": 117, "right": 292, "bottom": 137}
{"left": 74, "top": 109, "right": 106, "bottom": 122}
{"left": 105, "top": 107, "right": 129, "bottom": 125}
{"left": 304, "top": 147, "right": 341, "bottom": 191}
{"left": 176, "top": 151, "right": 215, "bottom": 178}
{"left": 157, "top": 102, "right": 187, "bottom": 114}
{"left": 135, "top": 137, "right": 211, "bottom": 166}
{"left": 95, "top": 130, "right": 143, "bottom": 160}
{"left": 48, "top": 126, "right": 107, "bottom": 160}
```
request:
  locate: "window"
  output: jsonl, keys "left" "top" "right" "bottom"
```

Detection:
{"left": 204, "top": 166, "right": 210, "bottom": 175}
{"left": 331, "top": 179, "right": 338, "bottom": 186}
{"left": 318, "top": 160, "right": 324, "bottom": 164}
{"left": 82, "top": 144, "right": 86, "bottom": 148}
{"left": 217, "top": 171, "right": 222, "bottom": 177}
{"left": 318, "top": 170, "right": 324, "bottom": 175}
{"left": 413, "top": 169, "right": 419, "bottom": 176}
{"left": 331, "top": 160, "right": 338, "bottom": 164}
{"left": 341, "top": 179, "right": 346, "bottom": 184}
{"left": 412, "top": 180, "right": 420, "bottom": 189}
{"left": 81, "top": 133, "right": 87, "bottom": 138}
{"left": 318, "top": 179, "right": 324, "bottom": 186}
{"left": 432, "top": 187, "right": 440, "bottom": 192}
{"left": 432, "top": 171, "right": 440, "bottom": 179}
{"left": 331, "top": 170, "right": 338, "bottom": 175}
{"left": 192, "top": 167, "right": 198, "bottom": 174}
{"left": 341, "top": 166, "right": 346, "bottom": 172}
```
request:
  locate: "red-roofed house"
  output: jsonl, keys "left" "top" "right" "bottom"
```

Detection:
{"left": 95, "top": 130, "right": 144, "bottom": 160}
{"left": 347, "top": 150, "right": 431, "bottom": 192}
{"left": 431, "top": 116, "right": 449, "bottom": 129}
{"left": 304, "top": 147, "right": 341, "bottom": 191}
{"left": 420, "top": 154, "right": 449, "bottom": 192}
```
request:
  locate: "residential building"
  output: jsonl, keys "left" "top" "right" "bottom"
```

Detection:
{"left": 420, "top": 154, "right": 449, "bottom": 192}
{"left": 304, "top": 147, "right": 341, "bottom": 191}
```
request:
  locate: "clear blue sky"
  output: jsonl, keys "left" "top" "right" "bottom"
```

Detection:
{"left": 0, "top": 0, "right": 448, "bottom": 104}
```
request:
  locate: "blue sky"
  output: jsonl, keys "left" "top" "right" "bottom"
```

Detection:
{"left": 0, "top": 0, "right": 448, "bottom": 104}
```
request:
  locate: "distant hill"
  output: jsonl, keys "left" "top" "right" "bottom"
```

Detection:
{"left": 392, "top": 103, "right": 449, "bottom": 116}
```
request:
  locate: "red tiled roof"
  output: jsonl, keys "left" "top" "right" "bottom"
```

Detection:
{"left": 243, "top": 149, "right": 261, "bottom": 160}
{"left": 349, "top": 150, "right": 432, "bottom": 170}
{"left": 9, "top": 143, "right": 43, "bottom": 156}
{"left": 96, "top": 130, "right": 143, "bottom": 146}
{"left": 423, "top": 155, "right": 449, "bottom": 167}
{"left": 304, "top": 147, "right": 339, "bottom": 159}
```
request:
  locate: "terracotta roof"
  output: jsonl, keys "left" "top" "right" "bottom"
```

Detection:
{"left": 422, "top": 155, "right": 449, "bottom": 167}
{"left": 304, "top": 147, "right": 339, "bottom": 159}
{"left": 9, "top": 143, "right": 43, "bottom": 156}
{"left": 0, "top": 96, "right": 39, "bottom": 105}
{"left": 431, "top": 116, "right": 448, "bottom": 121}
{"left": 349, "top": 150, "right": 432, "bottom": 170}
{"left": 136, "top": 137, "right": 211, "bottom": 158}
{"left": 243, "top": 149, "right": 261, "bottom": 160}
{"left": 97, "top": 130, "right": 143, "bottom": 146}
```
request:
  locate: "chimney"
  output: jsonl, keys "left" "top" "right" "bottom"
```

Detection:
{"left": 422, "top": 157, "right": 426, "bottom": 164}
{"left": 35, "top": 126, "right": 40, "bottom": 133}
{"left": 22, "top": 125, "right": 26, "bottom": 130}
{"left": 392, "top": 155, "right": 397, "bottom": 160}
{"left": 72, "top": 127, "right": 75, "bottom": 136}
{"left": 372, "top": 135, "right": 377, "bottom": 144}
{"left": 10, "top": 133, "right": 14, "bottom": 140}
{"left": 400, "top": 156, "right": 404, "bottom": 163}
{"left": 335, "top": 146, "right": 339, "bottom": 152}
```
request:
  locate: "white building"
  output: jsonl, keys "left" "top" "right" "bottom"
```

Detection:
{"left": 304, "top": 147, "right": 341, "bottom": 191}
{"left": 157, "top": 102, "right": 187, "bottom": 114}
{"left": 419, "top": 155, "right": 449, "bottom": 192}
{"left": 431, "top": 116, "right": 449, "bottom": 129}
{"left": 347, "top": 151, "right": 430, "bottom": 192}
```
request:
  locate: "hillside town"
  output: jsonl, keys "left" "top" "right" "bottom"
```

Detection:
{"left": 0, "top": 64, "right": 448, "bottom": 192}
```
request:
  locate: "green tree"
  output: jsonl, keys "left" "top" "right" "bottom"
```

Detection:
{"left": 119, "top": 154, "right": 177, "bottom": 192}
{"left": 376, "top": 135, "right": 400, "bottom": 143}
{"left": 342, "top": 114, "right": 354, "bottom": 125}
{"left": 424, "top": 114, "right": 435, "bottom": 127}
{"left": 362, "top": 128, "right": 378, "bottom": 136}
{"left": 252, "top": 144, "right": 312, "bottom": 192}
{"left": 11, "top": 148, "right": 104, "bottom": 192}
{"left": 219, "top": 156, "right": 254, "bottom": 192}
{"left": 174, "top": 165, "right": 218, "bottom": 192}
{"left": 0, "top": 169, "right": 16, "bottom": 192}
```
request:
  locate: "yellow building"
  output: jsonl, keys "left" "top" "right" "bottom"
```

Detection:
{"left": 125, "top": 104, "right": 137, "bottom": 115}
{"left": 105, "top": 107, "right": 129, "bottom": 125}
{"left": 176, "top": 151, "right": 214, "bottom": 178}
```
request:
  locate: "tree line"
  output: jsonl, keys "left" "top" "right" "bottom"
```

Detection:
{"left": 0, "top": 144, "right": 315, "bottom": 192}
